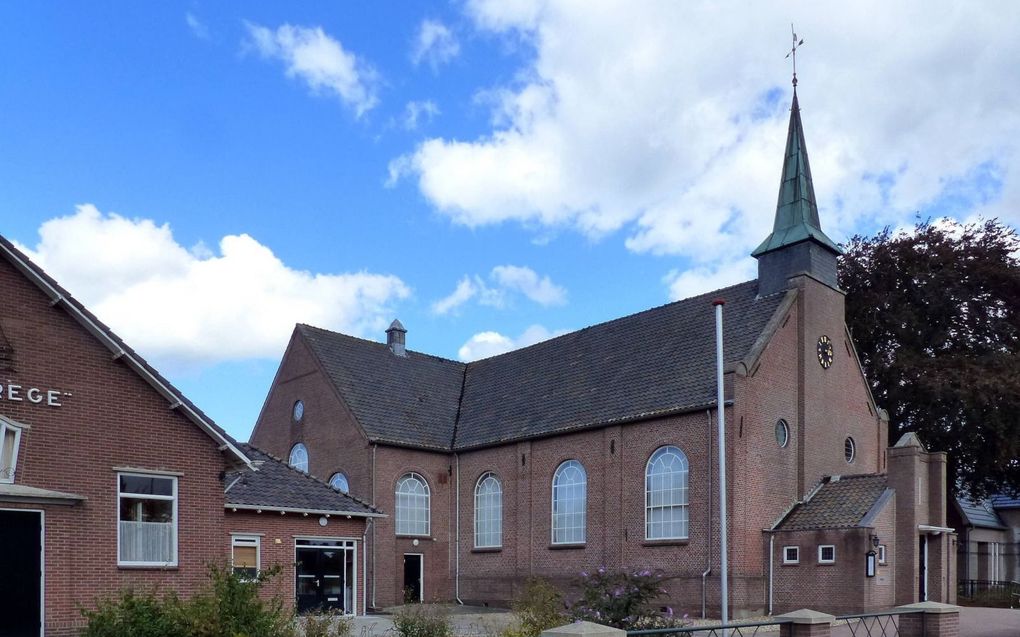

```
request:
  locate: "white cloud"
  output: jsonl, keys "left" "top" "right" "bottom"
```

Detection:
{"left": 186, "top": 12, "right": 210, "bottom": 40}
{"left": 411, "top": 19, "right": 460, "bottom": 70}
{"left": 17, "top": 205, "right": 410, "bottom": 365}
{"left": 663, "top": 259, "right": 757, "bottom": 302}
{"left": 490, "top": 265, "right": 566, "bottom": 305}
{"left": 403, "top": 100, "right": 440, "bottom": 130}
{"left": 431, "top": 265, "right": 565, "bottom": 315}
{"left": 392, "top": 1, "right": 1020, "bottom": 298}
{"left": 245, "top": 22, "right": 379, "bottom": 116}
{"left": 457, "top": 324, "right": 567, "bottom": 361}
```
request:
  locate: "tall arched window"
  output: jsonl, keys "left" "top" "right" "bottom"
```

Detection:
{"left": 552, "top": 460, "right": 586, "bottom": 544}
{"left": 474, "top": 472, "right": 503, "bottom": 548}
{"left": 645, "top": 445, "right": 689, "bottom": 540}
{"left": 329, "top": 472, "right": 350, "bottom": 493}
{"left": 395, "top": 473, "right": 430, "bottom": 536}
{"left": 288, "top": 443, "right": 309, "bottom": 473}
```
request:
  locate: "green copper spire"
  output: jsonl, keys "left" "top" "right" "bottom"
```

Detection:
{"left": 751, "top": 90, "right": 841, "bottom": 257}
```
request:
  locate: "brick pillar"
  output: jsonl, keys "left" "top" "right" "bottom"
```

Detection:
{"left": 896, "top": 601, "right": 960, "bottom": 637}
{"left": 775, "top": 609, "right": 833, "bottom": 637}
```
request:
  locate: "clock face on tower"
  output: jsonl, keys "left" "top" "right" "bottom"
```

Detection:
{"left": 817, "top": 335, "right": 834, "bottom": 369}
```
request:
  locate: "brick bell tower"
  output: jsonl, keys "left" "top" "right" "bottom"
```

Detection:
{"left": 752, "top": 83, "right": 842, "bottom": 296}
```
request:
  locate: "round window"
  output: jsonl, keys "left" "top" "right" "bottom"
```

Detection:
{"left": 775, "top": 419, "right": 790, "bottom": 448}
{"left": 844, "top": 437, "right": 856, "bottom": 463}
{"left": 292, "top": 400, "right": 305, "bottom": 422}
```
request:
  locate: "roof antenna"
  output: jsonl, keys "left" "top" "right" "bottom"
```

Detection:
{"left": 785, "top": 23, "right": 804, "bottom": 89}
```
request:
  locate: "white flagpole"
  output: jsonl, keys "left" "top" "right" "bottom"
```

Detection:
{"left": 713, "top": 299, "right": 729, "bottom": 629}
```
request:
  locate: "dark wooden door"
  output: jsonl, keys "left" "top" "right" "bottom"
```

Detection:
{"left": 0, "top": 510, "right": 42, "bottom": 637}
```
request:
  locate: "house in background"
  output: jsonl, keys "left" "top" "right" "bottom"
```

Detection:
{"left": 0, "top": 236, "right": 381, "bottom": 637}
{"left": 249, "top": 87, "right": 956, "bottom": 616}
{"left": 951, "top": 494, "right": 1020, "bottom": 593}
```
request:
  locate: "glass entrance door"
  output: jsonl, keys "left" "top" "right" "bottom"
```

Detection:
{"left": 0, "top": 509, "right": 42, "bottom": 637}
{"left": 295, "top": 539, "right": 357, "bottom": 614}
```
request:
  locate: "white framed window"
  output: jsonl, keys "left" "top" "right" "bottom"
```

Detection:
{"left": 878, "top": 545, "right": 887, "bottom": 564}
{"left": 0, "top": 416, "right": 25, "bottom": 484}
{"left": 844, "top": 437, "right": 856, "bottom": 464}
{"left": 645, "top": 445, "right": 689, "bottom": 540}
{"left": 775, "top": 419, "right": 790, "bottom": 448}
{"left": 329, "top": 472, "right": 350, "bottom": 493}
{"left": 818, "top": 544, "right": 836, "bottom": 564}
{"left": 474, "top": 472, "right": 502, "bottom": 548}
{"left": 231, "top": 535, "right": 261, "bottom": 580}
{"left": 783, "top": 546, "right": 800, "bottom": 564}
{"left": 552, "top": 460, "right": 586, "bottom": 544}
{"left": 395, "top": 473, "right": 430, "bottom": 536}
{"left": 289, "top": 443, "right": 309, "bottom": 473}
{"left": 117, "top": 473, "right": 178, "bottom": 567}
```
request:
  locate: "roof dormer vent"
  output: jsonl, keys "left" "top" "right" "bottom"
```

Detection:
{"left": 386, "top": 319, "right": 407, "bottom": 357}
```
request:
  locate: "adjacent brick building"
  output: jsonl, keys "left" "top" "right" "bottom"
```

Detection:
{"left": 0, "top": 236, "right": 382, "bottom": 637}
{"left": 250, "top": 90, "right": 956, "bottom": 616}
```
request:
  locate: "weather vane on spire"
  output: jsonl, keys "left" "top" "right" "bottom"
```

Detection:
{"left": 786, "top": 24, "right": 804, "bottom": 88}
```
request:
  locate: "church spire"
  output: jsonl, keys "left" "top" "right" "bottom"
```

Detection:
{"left": 752, "top": 77, "right": 842, "bottom": 296}
{"left": 751, "top": 89, "right": 840, "bottom": 257}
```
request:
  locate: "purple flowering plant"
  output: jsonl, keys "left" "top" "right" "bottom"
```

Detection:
{"left": 569, "top": 567, "right": 679, "bottom": 629}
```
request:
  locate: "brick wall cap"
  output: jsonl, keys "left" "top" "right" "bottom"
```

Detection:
{"left": 774, "top": 609, "right": 835, "bottom": 624}
{"left": 894, "top": 601, "right": 960, "bottom": 614}
{"left": 542, "top": 621, "right": 626, "bottom": 637}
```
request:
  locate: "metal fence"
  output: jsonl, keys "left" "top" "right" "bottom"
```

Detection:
{"left": 833, "top": 609, "right": 924, "bottom": 637}
{"left": 957, "top": 579, "right": 1019, "bottom": 598}
{"left": 628, "top": 618, "right": 790, "bottom": 637}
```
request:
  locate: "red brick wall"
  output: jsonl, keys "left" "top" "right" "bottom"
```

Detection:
{"left": 1, "top": 254, "right": 231, "bottom": 635}
{"left": 225, "top": 511, "right": 367, "bottom": 614}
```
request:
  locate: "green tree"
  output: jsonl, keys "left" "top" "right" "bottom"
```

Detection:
{"left": 838, "top": 219, "right": 1020, "bottom": 498}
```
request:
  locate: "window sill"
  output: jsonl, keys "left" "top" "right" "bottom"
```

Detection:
{"left": 548, "top": 543, "right": 586, "bottom": 550}
{"left": 780, "top": 562, "right": 800, "bottom": 567}
{"left": 118, "top": 564, "right": 179, "bottom": 570}
{"left": 471, "top": 547, "right": 502, "bottom": 554}
{"left": 641, "top": 539, "right": 689, "bottom": 547}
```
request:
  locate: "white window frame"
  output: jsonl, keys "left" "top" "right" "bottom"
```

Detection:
{"left": 878, "top": 544, "right": 887, "bottom": 564}
{"left": 644, "top": 445, "right": 690, "bottom": 540}
{"left": 844, "top": 437, "right": 856, "bottom": 464}
{"left": 329, "top": 472, "right": 350, "bottom": 493}
{"left": 116, "top": 472, "right": 178, "bottom": 568}
{"left": 474, "top": 472, "right": 503, "bottom": 549}
{"left": 289, "top": 443, "right": 309, "bottom": 473}
{"left": 783, "top": 546, "right": 800, "bottom": 564}
{"left": 231, "top": 535, "right": 261, "bottom": 580}
{"left": 0, "top": 416, "right": 25, "bottom": 484}
{"left": 551, "top": 460, "right": 587, "bottom": 545}
{"left": 395, "top": 473, "right": 431, "bottom": 537}
{"left": 818, "top": 544, "right": 836, "bottom": 564}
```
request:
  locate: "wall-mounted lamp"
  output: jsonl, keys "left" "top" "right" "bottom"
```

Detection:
{"left": 871, "top": 535, "right": 881, "bottom": 549}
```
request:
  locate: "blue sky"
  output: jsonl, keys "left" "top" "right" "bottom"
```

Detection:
{"left": 2, "top": 2, "right": 1018, "bottom": 441}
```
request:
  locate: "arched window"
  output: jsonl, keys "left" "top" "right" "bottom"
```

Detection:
{"left": 395, "top": 473, "right": 430, "bottom": 536}
{"left": 645, "top": 445, "right": 689, "bottom": 540}
{"left": 329, "top": 472, "right": 350, "bottom": 493}
{"left": 844, "top": 437, "right": 856, "bottom": 464}
{"left": 551, "top": 460, "right": 586, "bottom": 544}
{"left": 474, "top": 472, "right": 502, "bottom": 548}
{"left": 288, "top": 443, "right": 309, "bottom": 473}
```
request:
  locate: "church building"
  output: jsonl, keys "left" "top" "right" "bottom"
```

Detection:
{"left": 250, "top": 89, "right": 956, "bottom": 616}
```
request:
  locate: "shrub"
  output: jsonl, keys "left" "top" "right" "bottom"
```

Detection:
{"left": 302, "top": 608, "right": 353, "bottom": 637}
{"left": 81, "top": 563, "right": 295, "bottom": 637}
{"left": 501, "top": 579, "right": 568, "bottom": 637}
{"left": 80, "top": 590, "right": 189, "bottom": 637}
{"left": 391, "top": 604, "right": 453, "bottom": 637}
{"left": 569, "top": 568, "right": 669, "bottom": 629}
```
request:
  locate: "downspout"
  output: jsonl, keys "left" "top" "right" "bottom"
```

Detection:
{"left": 363, "top": 520, "right": 371, "bottom": 616}
{"left": 371, "top": 443, "right": 377, "bottom": 610}
{"left": 702, "top": 409, "right": 713, "bottom": 619}
{"left": 768, "top": 533, "right": 774, "bottom": 615}
{"left": 455, "top": 453, "right": 464, "bottom": 604}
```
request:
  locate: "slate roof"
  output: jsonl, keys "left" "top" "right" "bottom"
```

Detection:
{"left": 225, "top": 445, "right": 382, "bottom": 517}
{"left": 956, "top": 497, "right": 1007, "bottom": 529}
{"left": 990, "top": 495, "right": 1020, "bottom": 510}
{"left": 777, "top": 474, "right": 889, "bottom": 531}
{"left": 298, "top": 324, "right": 465, "bottom": 450}
{"left": 297, "top": 279, "right": 788, "bottom": 451}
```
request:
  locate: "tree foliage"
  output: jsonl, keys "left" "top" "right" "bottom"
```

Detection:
{"left": 839, "top": 219, "right": 1020, "bottom": 498}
